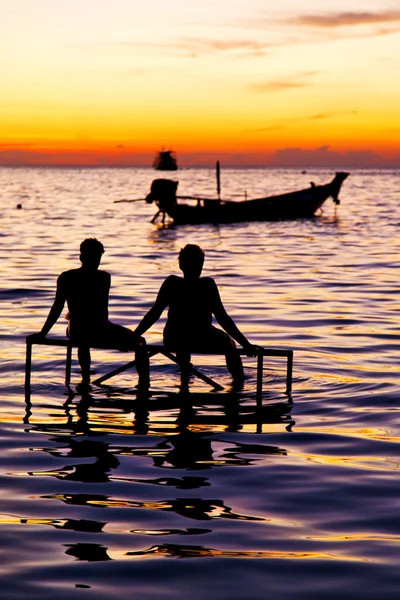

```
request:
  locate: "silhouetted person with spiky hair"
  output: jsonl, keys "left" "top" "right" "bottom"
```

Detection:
{"left": 30, "top": 238, "right": 149, "bottom": 388}
{"left": 132, "top": 244, "right": 259, "bottom": 386}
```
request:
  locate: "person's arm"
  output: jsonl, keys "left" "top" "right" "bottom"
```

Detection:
{"left": 211, "top": 280, "right": 261, "bottom": 354}
{"left": 29, "top": 274, "right": 67, "bottom": 339}
{"left": 131, "top": 278, "right": 170, "bottom": 338}
{"left": 102, "top": 271, "right": 111, "bottom": 317}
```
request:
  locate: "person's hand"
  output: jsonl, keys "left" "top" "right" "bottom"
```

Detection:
{"left": 26, "top": 332, "right": 47, "bottom": 342}
{"left": 131, "top": 334, "right": 146, "bottom": 346}
{"left": 242, "top": 343, "right": 264, "bottom": 356}
{"left": 121, "top": 333, "right": 146, "bottom": 352}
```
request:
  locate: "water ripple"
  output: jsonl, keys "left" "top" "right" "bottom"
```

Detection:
{"left": 1, "top": 167, "right": 400, "bottom": 598}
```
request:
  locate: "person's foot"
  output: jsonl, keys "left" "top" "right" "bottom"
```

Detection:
{"left": 76, "top": 380, "right": 91, "bottom": 393}
{"left": 231, "top": 376, "right": 245, "bottom": 391}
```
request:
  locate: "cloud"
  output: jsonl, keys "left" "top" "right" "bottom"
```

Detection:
{"left": 0, "top": 142, "right": 37, "bottom": 149}
{"left": 0, "top": 148, "right": 154, "bottom": 167}
{"left": 291, "top": 10, "right": 400, "bottom": 28}
{"left": 85, "top": 37, "right": 273, "bottom": 60}
{"left": 270, "top": 145, "right": 390, "bottom": 167}
{"left": 0, "top": 145, "right": 399, "bottom": 168}
{"left": 248, "top": 71, "right": 319, "bottom": 93}
{"left": 181, "top": 38, "right": 272, "bottom": 57}
{"left": 309, "top": 110, "right": 358, "bottom": 120}
{"left": 249, "top": 125, "right": 285, "bottom": 133}
{"left": 239, "top": 10, "right": 400, "bottom": 46}
{"left": 247, "top": 110, "right": 358, "bottom": 133}
{"left": 250, "top": 81, "right": 307, "bottom": 92}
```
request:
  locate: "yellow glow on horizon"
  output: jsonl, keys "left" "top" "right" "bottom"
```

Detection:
{"left": 1, "top": 1, "right": 399, "bottom": 165}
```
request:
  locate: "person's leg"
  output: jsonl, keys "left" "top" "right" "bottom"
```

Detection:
{"left": 207, "top": 328, "right": 244, "bottom": 383}
{"left": 175, "top": 350, "right": 191, "bottom": 369}
{"left": 224, "top": 340, "right": 244, "bottom": 383}
{"left": 105, "top": 322, "right": 150, "bottom": 388}
{"left": 166, "top": 327, "right": 245, "bottom": 383}
{"left": 176, "top": 350, "right": 191, "bottom": 389}
{"left": 68, "top": 326, "right": 91, "bottom": 386}
{"left": 163, "top": 330, "right": 191, "bottom": 388}
{"left": 78, "top": 345, "right": 91, "bottom": 384}
{"left": 134, "top": 337, "right": 150, "bottom": 389}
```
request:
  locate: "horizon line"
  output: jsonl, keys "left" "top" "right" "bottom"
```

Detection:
{"left": 0, "top": 163, "right": 399, "bottom": 170}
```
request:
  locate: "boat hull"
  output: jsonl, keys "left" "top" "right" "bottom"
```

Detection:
{"left": 170, "top": 192, "right": 330, "bottom": 225}
{"left": 146, "top": 172, "right": 349, "bottom": 225}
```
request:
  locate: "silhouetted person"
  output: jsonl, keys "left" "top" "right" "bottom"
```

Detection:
{"left": 132, "top": 244, "right": 260, "bottom": 385}
{"left": 29, "top": 238, "right": 149, "bottom": 387}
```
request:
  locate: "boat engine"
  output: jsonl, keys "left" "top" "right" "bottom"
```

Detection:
{"left": 146, "top": 179, "right": 179, "bottom": 223}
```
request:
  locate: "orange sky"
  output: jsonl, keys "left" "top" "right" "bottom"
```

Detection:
{"left": 1, "top": 1, "right": 399, "bottom": 167}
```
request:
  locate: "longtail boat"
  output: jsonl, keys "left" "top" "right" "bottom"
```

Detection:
{"left": 144, "top": 172, "right": 349, "bottom": 225}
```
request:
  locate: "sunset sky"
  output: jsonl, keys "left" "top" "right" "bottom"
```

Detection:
{"left": 1, "top": 0, "right": 399, "bottom": 166}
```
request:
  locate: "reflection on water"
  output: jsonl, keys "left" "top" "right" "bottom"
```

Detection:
{"left": 65, "top": 542, "right": 112, "bottom": 562}
{"left": 1, "top": 167, "right": 400, "bottom": 599}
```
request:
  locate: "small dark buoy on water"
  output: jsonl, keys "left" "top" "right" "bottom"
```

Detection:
{"left": 16, "top": 204, "right": 22, "bottom": 209}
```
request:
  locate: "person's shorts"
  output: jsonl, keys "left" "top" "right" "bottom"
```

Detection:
{"left": 68, "top": 321, "right": 144, "bottom": 350}
{"left": 163, "top": 325, "right": 235, "bottom": 354}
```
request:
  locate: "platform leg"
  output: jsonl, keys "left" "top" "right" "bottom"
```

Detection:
{"left": 256, "top": 352, "right": 264, "bottom": 408}
{"left": 65, "top": 345, "right": 72, "bottom": 385}
{"left": 286, "top": 351, "right": 293, "bottom": 394}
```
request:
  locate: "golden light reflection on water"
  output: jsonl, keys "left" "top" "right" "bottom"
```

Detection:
{"left": 2, "top": 515, "right": 399, "bottom": 548}
{"left": 291, "top": 452, "right": 400, "bottom": 471}
{"left": 305, "top": 533, "right": 400, "bottom": 543}
{"left": 120, "top": 545, "right": 370, "bottom": 562}
{"left": 293, "top": 424, "right": 400, "bottom": 447}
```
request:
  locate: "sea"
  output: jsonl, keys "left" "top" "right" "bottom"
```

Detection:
{"left": 0, "top": 166, "right": 399, "bottom": 599}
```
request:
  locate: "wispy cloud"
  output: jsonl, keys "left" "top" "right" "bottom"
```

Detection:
{"left": 84, "top": 37, "right": 273, "bottom": 60}
{"left": 246, "top": 125, "right": 285, "bottom": 133}
{"left": 248, "top": 71, "right": 319, "bottom": 93}
{"left": 250, "top": 81, "right": 307, "bottom": 92}
{"left": 247, "top": 110, "right": 358, "bottom": 133}
{"left": 291, "top": 10, "right": 400, "bottom": 28}
{"left": 270, "top": 145, "right": 391, "bottom": 168}
{"left": 0, "top": 142, "right": 37, "bottom": 149}
{"left": 181, "top": 38, "right": 272, "bottom": 57}
{"left": 309, "top": 110, "right": 358, "bottom": 120}
{"left": 239, "top": 9, "right": 400, "bottom": 46}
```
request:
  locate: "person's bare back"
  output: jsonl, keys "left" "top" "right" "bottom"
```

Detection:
{"left": 132, "top": 244, "right": 260, "bottom": 385}
{"left": 157, "top": 274, "right": 218, "bottom": 347}
{"left": 58, "top": 267, "right": 110, "bottom": 344}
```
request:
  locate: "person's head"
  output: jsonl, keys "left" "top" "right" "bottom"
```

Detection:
{"left": 80, "top": 238, "right": 104, "bottom": 269}
{"left": 179, "top": 244, "right": 205, "bottom": 279}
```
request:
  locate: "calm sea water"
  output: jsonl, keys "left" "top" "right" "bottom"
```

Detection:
{"left": 1, "top": 166, "right": 400, "bottom": 599}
